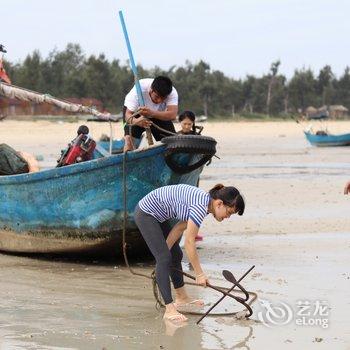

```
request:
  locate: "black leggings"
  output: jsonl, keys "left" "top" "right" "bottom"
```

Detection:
{"left": 134, "top": 204, "right": 184, "bottom": 304}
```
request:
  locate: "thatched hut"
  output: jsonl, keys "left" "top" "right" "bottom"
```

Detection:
{"left": 304, "top": 106, "right": 318, "bottom": 117}
{"left": 329, "top": 105, "right": 348, "bottom": 119}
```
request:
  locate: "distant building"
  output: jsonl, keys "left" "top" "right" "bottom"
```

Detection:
{"left": 305, "top": 106, "right": 318, "bottom": 118}
{"left": 0, "top": 97, "right": 104, "bottom": 116}
{"left": 328, "top": 105, "right": 348, "bottom": 119}
{"left": 304, "top": 105, "right": 348, "bottom": 119}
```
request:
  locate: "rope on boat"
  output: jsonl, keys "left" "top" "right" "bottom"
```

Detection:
{"left": 149, "top": 121, "right": 177, "bottom": 136}
{"left": 122, "top": 150, "right": 165, "bottom": 309}
{"left": 125, "top": 113, "right": 177, "bottom": 138}
{"left": 121, "top": 138, "right": 258, "bottom": 317}
{"left": 0, "top": 81, "right": 117, "bottom": 121}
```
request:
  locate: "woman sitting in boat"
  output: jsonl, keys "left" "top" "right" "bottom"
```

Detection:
{"left": 134, "top": 183, "right": 245, "bottom": 322}
{"left": 177, "top": 110, "right": 203, "bottom": 135}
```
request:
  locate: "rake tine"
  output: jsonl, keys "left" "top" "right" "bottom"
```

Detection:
{"left": 196, "top": 265, "right": 255, "bottom": 324}
{"left": 222, "top": 270, "right": 250, "bottom": 301}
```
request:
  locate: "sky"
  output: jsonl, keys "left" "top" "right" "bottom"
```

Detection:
{"left": 2, "top": 0, "right": 349, "bottom": 79}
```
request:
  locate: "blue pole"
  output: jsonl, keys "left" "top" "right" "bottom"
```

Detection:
{"left": 118, "top": 10, "right": 145, "bottom": 106}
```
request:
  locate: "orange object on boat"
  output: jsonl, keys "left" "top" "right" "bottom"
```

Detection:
{"left": 0, "top": 57, "right": 11, "bottom": 84}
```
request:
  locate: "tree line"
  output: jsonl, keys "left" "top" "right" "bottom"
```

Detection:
{"left": 3, "top": 43, "right": 350, "bottom": 118}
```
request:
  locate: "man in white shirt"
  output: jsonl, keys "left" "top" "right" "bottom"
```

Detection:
{"left": 123, "top": 76, "right": 178, "bottom": 151}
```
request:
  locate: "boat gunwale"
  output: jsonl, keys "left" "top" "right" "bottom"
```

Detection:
{"left": 0, "top": 143, "right": 166, "bottom": 185}
{"left": 304, "top": 130, "right": 350, "bottom": 139}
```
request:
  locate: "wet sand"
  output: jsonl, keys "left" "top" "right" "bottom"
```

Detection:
{"left": 0, "top": 119, "right": 349, "bottom": 349}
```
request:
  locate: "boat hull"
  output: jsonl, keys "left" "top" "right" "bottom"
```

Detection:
{"left": 304, "top": 131, "right": 350, "bottom": 147}
{"left": 0, "top": 144, "right": 202, "bottom": 256}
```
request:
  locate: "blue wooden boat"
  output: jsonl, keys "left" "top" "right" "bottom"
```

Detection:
{"left": 304, "top": 131, "right": 350, "bottom": 147}
{"left": 0, "top": 28, "right": 216, "bottom": 256}
{"left": 0, "top": 143, "right": 205, "bottom": 256}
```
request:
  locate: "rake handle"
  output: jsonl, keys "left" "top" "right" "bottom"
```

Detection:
{"left": 178, "top": 270, "right": 246, "bottom": 303}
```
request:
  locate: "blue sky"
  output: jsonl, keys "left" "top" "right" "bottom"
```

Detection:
{"left": 2, "top": 0, "right": 349, "bottom": 79}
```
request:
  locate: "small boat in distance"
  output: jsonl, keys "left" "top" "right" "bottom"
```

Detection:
{"left": 304, "top": 130, "right": 350, "bottom": 147}
{"left": 301, "top": 113, "right": 350, "bottom": 147}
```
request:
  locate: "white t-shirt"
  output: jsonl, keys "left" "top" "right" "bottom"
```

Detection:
{"left": 124, "top": 78, "right": 178, "bottom": 112}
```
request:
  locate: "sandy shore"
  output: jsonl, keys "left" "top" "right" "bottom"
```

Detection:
{"left": 0, "top": 119, "right": 349, "bottom": 349}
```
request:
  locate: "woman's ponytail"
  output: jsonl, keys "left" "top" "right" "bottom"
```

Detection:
{"left": 209, "top": 184, "right": 225, "bottom": 198}
{"left": 209, "top": 183, "right": 245, "bottom": 215}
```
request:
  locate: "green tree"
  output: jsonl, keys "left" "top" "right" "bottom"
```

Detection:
{"left": 266, "top": 60, "right": 281, "bottom": 115}
{"left": 48, "top": 43, "right": 86, "bottom": 97}
{"left": 4, "top": 43, "right": 350, "bottom": 118}
{"left": 288, "top": 68, "right": 318, "bottom": 112}
{"left": 15, "top": 50, "right": 45, "bottom": 91}
{"left": 336, "top": 67, "right": 350, "bottom": 108}
{"left": 317, "top": 65, "right": 335, "bottom": 105}
{"left": 83, "top": 54, "right": 114, "bottom": 109}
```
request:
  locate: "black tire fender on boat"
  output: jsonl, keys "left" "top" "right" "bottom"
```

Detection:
{"left": 161, "top": 135, "right": 217, "bottom": 174}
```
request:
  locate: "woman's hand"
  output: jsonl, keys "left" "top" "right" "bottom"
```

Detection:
{"left": 196, "top": 273, "right": 209, "bottom": 287}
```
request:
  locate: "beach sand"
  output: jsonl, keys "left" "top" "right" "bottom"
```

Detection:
{"left": 0, "top": 119, "right": 349, "bottom": 349}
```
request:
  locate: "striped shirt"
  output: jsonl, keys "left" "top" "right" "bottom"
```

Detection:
{"left": 138, "top": 184, "right": 210, "bottom": 227}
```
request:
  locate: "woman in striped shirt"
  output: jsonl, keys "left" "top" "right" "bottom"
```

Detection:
{"left": 134, "top": 183, "right": 245, "bottom": 322}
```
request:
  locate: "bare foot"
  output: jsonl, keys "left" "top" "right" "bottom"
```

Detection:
{"left": 174, "top": 298, "right": 204, "bottom": 308}
{"left": 163, "top": 310, "right": 188, "bottom": 322}
{"left": 174, "top": 286, "right": 204, "bottom": 308}
{"left": 164, "top": 303, "right": 188, "bottom": 323}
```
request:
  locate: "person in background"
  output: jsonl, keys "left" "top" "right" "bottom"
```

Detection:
{"left": 123, "top": 76, "right": 178, "bottom": 152}
{"left": 344, "top": 182, "right": 350, "bottom": 194}
{"left": 134, "top": 183, "right": 245, "bottom": 322}
{"left": 177, "top": 110, "right": 197, "bottom": 135}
